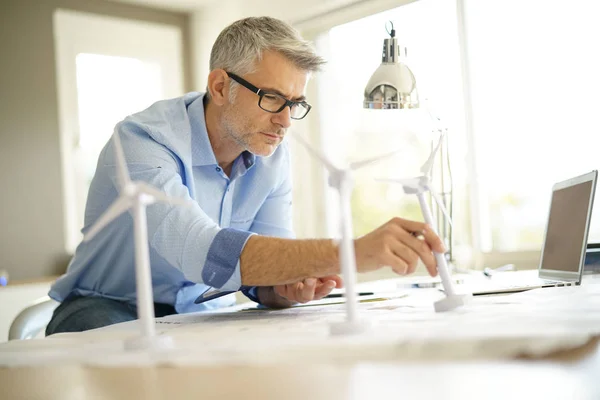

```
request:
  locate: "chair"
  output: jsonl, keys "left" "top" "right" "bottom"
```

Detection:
{"left": 8, "top": 296, "right": 59, "bottom": 340}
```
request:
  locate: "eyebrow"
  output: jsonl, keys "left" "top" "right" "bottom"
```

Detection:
{"left": 261, "top": 87, "right": 306, "bottom": 102}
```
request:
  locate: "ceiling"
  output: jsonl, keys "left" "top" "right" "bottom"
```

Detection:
{"left": 105, "top": 0, "right": 218, "bottom": 12}
{"left": 105, "top": 0, "right": 366, "bottom": 22}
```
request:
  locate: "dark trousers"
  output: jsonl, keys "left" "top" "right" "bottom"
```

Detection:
{"left": 45, "top": 295, "right": 176, "bottom": 336}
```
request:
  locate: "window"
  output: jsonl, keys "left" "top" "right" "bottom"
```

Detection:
{"left": 464, "top": 0, "right": 600, "bottom": 253}
{"left": 72, "top": 53, "right": 164, "bottom": 245}
{"left": 310, "top": 0, "right": 600, "bottom": 269}
{"left": 313, "top": 0, "right": 470, "bottom": 261}
{"left": 54, "top": 10, "right": 184, "bottom": 253}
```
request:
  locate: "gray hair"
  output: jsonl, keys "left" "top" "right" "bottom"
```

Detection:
{"left": 209, "top": 16, "right": 326, "bottom": 100}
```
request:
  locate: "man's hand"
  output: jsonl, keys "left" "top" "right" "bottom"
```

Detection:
{"left": 257, "top": 275, "right": 343, "bottom": 309}
{"left": 354, "top": 217, "right": 445, "bottom": 277}
{"left": 274, "top": 275, "right": 343, "bottom": 303}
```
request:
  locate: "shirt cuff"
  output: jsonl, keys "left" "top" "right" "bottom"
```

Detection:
{"left": 193, "top": 289, "right": 236, "bottom": 304}
{"left": 202, "top": 228, "right": 254, "bottom": 291}
{"left": 240, "top": 286, "right": 260, "bottom": 303}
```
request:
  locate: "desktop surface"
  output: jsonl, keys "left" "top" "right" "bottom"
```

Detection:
{"left": 2, "top": 280, "right": 600, "bottom": 399}
{"left": 1, "top": 344, "right": 599, "bottom": 400}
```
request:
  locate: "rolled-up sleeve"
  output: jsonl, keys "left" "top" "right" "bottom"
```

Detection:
{"left": 201, "top": 228, "right": 254, "bottom": 291}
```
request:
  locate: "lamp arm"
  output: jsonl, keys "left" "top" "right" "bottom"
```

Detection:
{"left": 443, "top": 128, "right": 454, "bottom": 261}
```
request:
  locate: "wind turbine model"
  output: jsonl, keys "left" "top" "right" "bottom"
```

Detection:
{"left": 84, "top": 130, "right": 193, "bottom": 350}
{"left": 378, "top": 134, "right": 472, "bottom": 312}
{"left": 292, "top": 133, "right": 399, "bottom": 335}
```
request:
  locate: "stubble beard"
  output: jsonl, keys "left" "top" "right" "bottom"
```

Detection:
{"left": 221, "top": 106, "right": 281, "bottom": 157}
{"left": 221, "top": 106, "right": 253, "bottom": 152}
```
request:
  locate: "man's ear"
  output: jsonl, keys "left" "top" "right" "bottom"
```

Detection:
{"left": 207, "top": 69, "right": 228, "bottom": 106}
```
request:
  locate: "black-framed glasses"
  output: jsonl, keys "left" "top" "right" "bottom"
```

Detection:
{"left": 226, "top": 72, "right": 312, "bottom": 120}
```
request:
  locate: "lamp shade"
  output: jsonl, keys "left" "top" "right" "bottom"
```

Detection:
{"left": 364, "top": 32, "right": 419, "bottom": 109}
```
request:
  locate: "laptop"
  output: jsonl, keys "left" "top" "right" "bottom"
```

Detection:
{"left": 469, "top": 170, "right": 598, "bottom": 296}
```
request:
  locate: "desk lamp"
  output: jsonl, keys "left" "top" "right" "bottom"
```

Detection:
{"left": 84, "top": 129, "right": 193, "bottom": 350}
{"left": 363, "top": 22, "right": 418, "bottom": 110}
{"left": 365, "top": 22, "right": 467, "bottom": 311}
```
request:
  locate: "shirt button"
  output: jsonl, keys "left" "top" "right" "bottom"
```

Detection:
{"left": 216, "top": 167, "right": 221, "bottom": 172}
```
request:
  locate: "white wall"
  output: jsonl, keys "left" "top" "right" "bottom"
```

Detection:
{"left": 189, "top": 0, "right": 417, "bottom": 86}
{"left": 0, "top": 0, "right": 190, "bottom": 281}
{"left": 189, "top": 3, "right": 245, "bottom": 91}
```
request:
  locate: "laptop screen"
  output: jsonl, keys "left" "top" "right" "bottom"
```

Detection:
{"left": 540, "top": 171, "right": 597, "bottom": 275}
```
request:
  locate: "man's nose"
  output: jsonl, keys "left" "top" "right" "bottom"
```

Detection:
{"left": 271, "top": 106, "right": 292, "bottom": 129}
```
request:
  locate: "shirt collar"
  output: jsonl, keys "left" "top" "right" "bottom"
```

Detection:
{"left": 188, "top": 94, "right": 256, "bottom": 173}
{"left": 189, "top": 95, "right": 218, "bottom": 167}
{"left": 241, "top": 151, "right": 256, "bottom": 170}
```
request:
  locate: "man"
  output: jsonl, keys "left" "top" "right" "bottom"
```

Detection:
{"left": 46, "top": 16, "right": 444, "bottom": 335}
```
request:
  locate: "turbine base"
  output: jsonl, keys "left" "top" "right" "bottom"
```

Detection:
{"left": 434, "top": 293, "right": 472, "bottom": 313}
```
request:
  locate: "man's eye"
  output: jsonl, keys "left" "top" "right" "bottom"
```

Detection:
{"left": 263, "top": 94, "right": 279, "bottom": 101}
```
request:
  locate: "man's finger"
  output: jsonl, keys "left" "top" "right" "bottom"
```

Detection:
{"left": 420, "top": 225, "right": 446, "bottom": 254}
{"left": 318, "top": 275, "right": 343, "bottom": 288}
{"left": 293, "top": 282, "right": 304, "bottom": 302}
{"left": 392, "top": 226, "right": 439, "bottom": 277}
{"left": 390, "top": 225, "right": 437, "bottom": 272}
{"left": 391, "top": 242, "right": 420, "bottom": 275}
{"left": 281, "top": 282, "right": 301, "bottom": 303}
{"left": 392, "top": 218, "right": 446, "bottom": 254}
{"left": 274, "top": 284, "right": 287, "bottom": 299}
{"left": 392, "top": 217, "right": 428, "bottom": 235}
{"left": 313, "top": 280, "right": 337, "bottom": 300}
{"left": 298, "top": 278, "right": 316, "bottom": 303}
{"left": 384, "top": 250, "right": 409, "bottom": 275}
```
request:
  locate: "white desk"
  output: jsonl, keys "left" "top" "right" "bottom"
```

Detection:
{"left": 1, "top": 280, "right": 600, "bottom": 399}
{"left": 1, "top": 348, "right": 599, "bottom": 400}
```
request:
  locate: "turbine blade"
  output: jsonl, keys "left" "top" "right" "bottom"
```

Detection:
{"left": 350, "top": 148, "right": 401, "bottom": 170}
{"left": 84, "top": 196, "right": 132, "bottom": 241}
{"left": 291, "top": 133, "right": 337, "bottom": 172}
{"left": 112, "top": 130, "right": 131, "bottom": 190}
{"left": 428, "top": 187, "right": 453, "bottom": 228}
{"left": 420, "top": 134, "right": 444, "bottom": 176}
{"left": 138, "top": 182, "right": 195, "bottom": 207}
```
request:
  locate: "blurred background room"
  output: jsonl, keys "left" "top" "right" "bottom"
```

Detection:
{"left": 1, "top": 0, "right": 599, "bottom": 341}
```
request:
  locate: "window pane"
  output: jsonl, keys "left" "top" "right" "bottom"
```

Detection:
{"left": 76, "top": 53, "right": 162, "bottom": 151}
{"left": 315, "top": 0, "right": 468, "bottom": 255}
{"left": 465, "top": 0, "right": 600, "bottom": 251}
{"left": 72, "top": 53, "right": 163, "bottom": 247}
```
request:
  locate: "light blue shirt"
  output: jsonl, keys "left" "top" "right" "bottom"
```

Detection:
{"left": 50, "top": 92, "right": 294, "bottom": 313}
